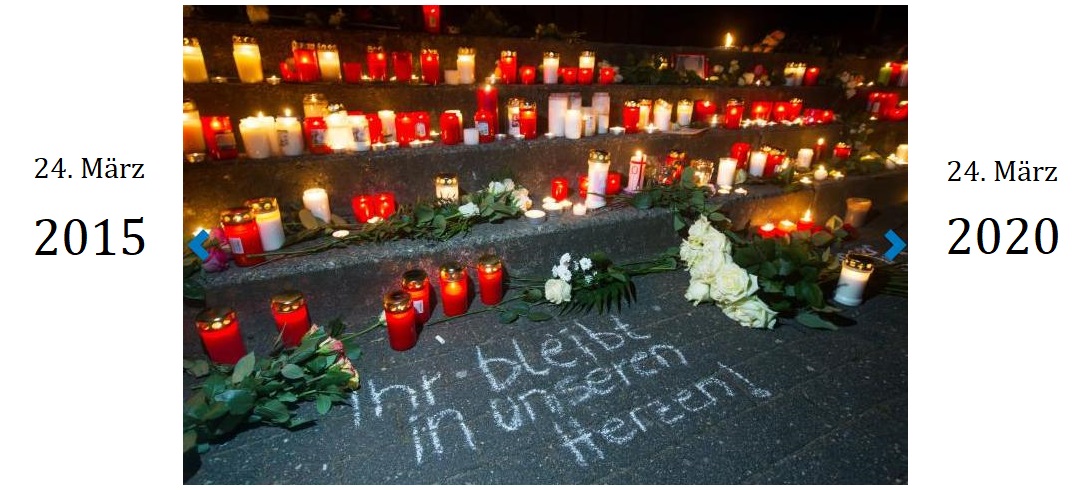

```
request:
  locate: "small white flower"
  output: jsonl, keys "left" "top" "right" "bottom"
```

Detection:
{"left": 515, "top": 195, "right": 533, "bottom": 211}
{"left": 377, "top": 311, "right": 387, "bottom": 326}
{"left": 487, "top": 181, "right": 506, "bottom": 195}
{"left": 503, "top": 178, "right": 515, "bottom": 192}
{"left": 583, "top": 274, "right": 593, "bottom": 284}
{"left": 332, "top": 230, "right": 350, "bottom": 238}
{"left": 458, "top": 202, "right": 480, "bottom": 217}
{"left": 559, "top": 253, "right": 572, "bottom": 267}
{"left": 579, "top": 257, "right": 592, "bottom": 271}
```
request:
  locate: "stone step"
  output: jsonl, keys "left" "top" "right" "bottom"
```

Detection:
{"left": 184, "top": 168, "right": 907, "bottom": 360}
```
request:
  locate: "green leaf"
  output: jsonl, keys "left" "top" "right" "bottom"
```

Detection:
{"left": 344, "top": 343, "right": 362, "bottom": 361}
{"left": 281, "top": 364, "right": 306, "bottom": 379}
{"left": 184, "top": 430, "right": 197, "bottom": 453}
{"left": 330, "top": 214, "right": 348, "bottom": 226}
{"left": 810, "top": 231, "right": 834, "bottom": 247}
{"left": 432, "top": 214, "right": 447, "bottom": 234}
{"left": 794, "top": 311, "right": 839, "bottom": 331}
{"left": 776, "top": 258, "right": 796, "bottom": 276}
{"left": 415, "top": 205, "right": 435, "bottom": 223}
{"left": 215, "top": 389, "right": 256, "bottom": 415}
{"left": 185, "top": 359, "right": 210, "bottom": 378}
{"left": 299, "top": 209, "right": 320, "bottom": 229}
{"left": 289, "top": 416, "right": 316, "bottom": 429}
{"left": 798, "top": 282, "right": 825, "bottom": 309}
{"left": 673, "top": 214, "right": 686, "bottom": 231}
{"left": 255, "top": 400, "right": 290, "bottom": 424}
{"left": 708, "top": 212, "right": 727, "bottom": 222}
{"left": 231, "top": 353, "right": 256, "bottom": 384}
{"left": 183, "top": 277, "right": 206, "bottom": 301}
{"left": 499, "top": 310, "right": 520, "bottom": 324}
{"left": 316, "top": 395, "right": 333, "bottom": 415}
{"left": 276, "top": 391, "right": 299, "bottom": 403}
{"left": 201, "top": 402, "right": 230, "bottom": 422}
{"left": 758, "top": 262, "right": 777, "bottom": 278}
{"left": 527, "top": 311, "right": 552, "bottom": 322}
{"left": 183, "top": 392, "right": 209, "bottom": 421}
{"left": 633, "top": 192, "right": 653, "bottom": 209}
{"left": 523, "top": 288, "right": 544, "bottom": 302}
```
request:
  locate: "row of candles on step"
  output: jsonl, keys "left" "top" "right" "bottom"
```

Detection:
{"left": 867, "top": 92, "right": 909, "bottom": 121}
{"left": 182, "top": 93, "right": 837, "bottom": 162}
{"left": 194, "top": 257, "right": 505, "bottom": 363}
{"left": 184, "top": 36, "right": 618, "bottom": 86}
{"left": 876, "top": 61, "right": 909, "bottom": 87}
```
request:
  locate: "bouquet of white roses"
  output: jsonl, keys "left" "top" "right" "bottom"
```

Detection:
{"left": 680, "top": 216, "right": 777, "bottom": 329}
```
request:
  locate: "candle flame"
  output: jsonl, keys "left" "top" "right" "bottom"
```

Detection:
{"left": 284, "top": 108, "right": 292, "bottom": 117}
{"left": 257, "top": 111, "right": 264, "bottom": 118}
{"left": 724, "top": 32, "right": 733, "bottom": 48}
{"left": 803, "top": 209, "right": 812, "bottom": 221}
{"left": 817, "top": 137, "right": 825, "bottom": 145}
{"left": 761, "top": 222, "right": 775, "bottom": 232}
{"left": 635, "top": 150, "right": 643, "bottom": 159}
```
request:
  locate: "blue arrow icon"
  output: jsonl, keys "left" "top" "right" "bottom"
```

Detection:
{"left": 189, "top": 230, "right": 210, "bottom": 261}
{"left": 883, "top": 229, "right": 906, "bottom": 261}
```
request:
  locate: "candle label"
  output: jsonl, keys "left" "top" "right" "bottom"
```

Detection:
{"left": 415, "top": 123, "right": 428, "bottom": 139}
{"left": 353, "top": 127, "right": 367, "bottom": 143}
{"left": 476, "top": 121, "right": 491, "bottom": 137}
{"left": 228, "top": 237, "right": 244, "bottom": 255}
{"left": 628, "top": 163, "right": 644, "bottom": 190}
{"left": 413, "top": 299, "right": 425, "bottom": 314}
{"left": 277, "top": 130, "right": 290, "bottom": 147}
{"left": 310, "top": 129, "right": 326, "bottom": 146}
{"left": 215, "top": 133, "right": 236, "bottom": 151}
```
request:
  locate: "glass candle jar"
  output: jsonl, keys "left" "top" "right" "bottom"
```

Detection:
{"left": 750, "top": 101, "right": 773, "bottom": 122}
{"left": 638, "top": 99, "right": 653, "bottom": 128}
{"left": 542, "top": 51, "right": 560, "bottom": 84}
{"left": 402, "top": 269, "right": 432, "bottom": 326}
{"left": 302, "top": 93, "right": 329, "bottom": 119}
{"left": 439, "top": 263, "right": 469, "bottom": 316}
{"left": 690, "top": 159, "right": 714, "bottom": 187}
{"left": 220, "top": 207, "right": 265, "bottom": 267}
{"left": 392, "top": 51, "right": 413, "bottom": 82}
{"left": 456, "top": 47, "right": 476, "bottom": 84}
{"left": 519, "top": 101, "right": 538, "bottom": 139}
{"left": 366, "top": 45, "right": 387, "bottom": 81}
{"left": 244, "top": 197, "right": 285, "bottom": 252}
{"left": 498, "top": 50, "right": 517, "bottom": 84}
{"left": 664, "top": 149, "right": 687, "bottom": 184}
{"left": 626, "top": 150, "right": 647, "bottom": 193}
{"left": 551, "top": 177, "right": 570, "bottom": 201}
{"left": 520, "top": 65, "right": 536, "bottom": 84}
{"left": 676, "top": 99, "right": 694, "bottom": 127}
{"left": 232, "top": 36, "right": 263, "bottom": 83}
{"left": 716, "top": 157, "right": 738, "bottom": 192}
{"left": 435, "top": 173, "right": 459, "bottom": 201}
{"left": 291, "top": 41, "right": 319, "bottom": 82}
{"left": 384, "top": 291, "right": 418, "bottom": 351}
{"left": 182, "top": 37, "right": 209, "bottom": 83}
{"left": 477, "top": 254, "right": 504, "bottom": 306}
{"left": 196, "top": 307, "right": 246, "bottom": 364}
{"left": 585, "top": 149, "right": 611, "bottom": 209}
{"left": 270, "top": 290, "right": 311, "bottom": 347}
{"left": 420, "top": 49, "right": 440, "bottom": 85}
{"left": 844, "top": 197, "right": 873, "bottom": 229}
{"left": 622, "top": 100, "right": 641, "bottom": 134}
{"left": 506, "top": 98, "right": 524, "bottom": 136}
{"left": 182, "top": 100, "right": 206, "bottom": 162}
{"left": 200, "top": 116, "right": 238, "bottom": 160}
{"left": 317, "top": 43, "right": 342, "bottom": 82}
{"left": 440, "top": 110, "right": 462, "bottom": 145}
{"left": 833, "top": 254, "right": 876, "bottom": 306}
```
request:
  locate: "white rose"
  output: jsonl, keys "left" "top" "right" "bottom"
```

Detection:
{"left": 487, "top": 181, "right": 506, "bottom": 195}
{"left": 559, "top": 253, "right": 572, "bottom": 267}
{"left": 579, "top": 257, "right": 592, "bottom": 271}
{"left": 709, "top": 262, "right": 759, "bottom": 304}
{"left": 680, "top": 239, "right": 702, "bottom": 267}
{"left": 515, "top": 195, "right": 533, "bottom": 211}
{"left": 684, "top": 280, "right": 711, "bottom": 306}
{"left": 687, "top": 216, "right": 713, "bottom": 243}
{"left": 689, "top": 249, "right": 725, "bottom": 283}
{"left": 700, "top": 229, "right": 728, "bottom": 255}
{"left": 544, "top": 278, "right": 572, "bottom": 304}
{"left": 458, "top": 202, "right": 480, "bottom": 217}
{"left": 503, "top": 178, "right": 516, "bottom": 192}
{"left": 722, "top": 297, "right": 777, "bottom": 329}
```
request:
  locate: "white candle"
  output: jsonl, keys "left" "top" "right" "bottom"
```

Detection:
{"left": 182, "top": 38, "right": 209, "bottom": 83}
{"left": 548, "top": 93, "right": 569, "bottom": 136}
{"left": 578, "top": 51, "right": 595, "bottom": 70}
{"left": 246, "top": 197, "right": 285, "bottom": 251}
{"left": 748, "top": 151, "right": 768, "bottom": 177}
{"left": 463, "top": 128, "right": 480, "bottom": 145}
{"left": 814, "top": 165, "right": 828, "bottom": 181}
{"left": 525, "top": 209, "right": 547, "bottom": 224}
{"left": 349, "top": 115, "right": 370, "bottom": 151}
{"left": 317, "top": 44, "right": 342, "bottom": 82}
{"left": 742, "top": 72, "right": 755, "bottom": 85}
{"left": 638, "top": 100, "right": 651, "bottom": 129}
{"left": 239, "top": 117, "right": 272, "bottom": 159}
{"left": 182, "top": 101, "right": 205, "bottom": 159}
{"left": 896, "top": 144, "right": 909, "bottom": 162}
{"left": 252, "top": 113, "right": 279, "bottom": 157}
{"left": 232, "top": 36, "right": 263, "bottom": 83}
{"left": 507, "top": 99, "right": 523, "bottom": 136}
{"left": 844, "top": 198, "right": 872, "bottom": 229}
{"left": 435, "top": 173, "right": 459, "bottom": 201}
{"left": 378, "top": 110, "right": 396, "bottom": 143}
{"left": 457, "top": 47, "right": 476, "bottom": 84}
{"left": 592, "top": 92, "right": 610, "bottom": 134}
{"left": 542, "top": 202, "right": 564, "bottom": 215}
{"left": 676, "top": 99, "right": 694, "bottom": 127}
{"left": 833, "top": 254, "right": 875, "bottom": 306}
{"left": 796, "top": 148, "right": 815, "bottom": 170}
{"left": 324, "top": 111, "right": 353, "bottom": 151}
{"left": 653, "top": 100, "right": 672, "bottom": 132}
{"left": 565, "top": 109, "right": 583, "bottom": 139}
{"left": 569, "top": 93, "right": 582, "bottom": 110}
{"left": 585, "top": 150, "right": 611, "bottom": 209}
{"left": 572, "top": 203, "right": 587, "bottom": 216}
{"left": 898, "top": 62, "right": 908, "bottom": 87}
{"left": 717, "top": 157, "right": 738, "bottom": 191}
{"left": 626, "top": 151, "right": 647, "bottom": 193}
{"left": 443, "top": 69, "right": 460, "bottom": 85}
{"left": 582, "top": 108, "right": 596, "bottom": 137}
{"left": 302, "top": 188, "right": 331, "bottom": 223}
{"left": 543, "top": 52, "right": 559, "bottom": 84}
{"left": 275, "top": 114, "right": 304, "bottom": 156}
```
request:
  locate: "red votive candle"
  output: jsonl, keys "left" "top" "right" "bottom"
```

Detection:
{"left": 401, "top": 269, "right": 432, "bottom": 326}
{"left": 803, "top": 66, "right": 819, "bottom": 86}
{"left": 819, "top": 110, "right": 835, "bottom": 124}
{"left": 751, "top": 101, "right": 773, "bottom": 121}
{"left": 777, "top": 219, "right": 797, "bottom": 235}
{"left": 692, "top": 100, "right": 716, "bottom": 124}
{"left": 421, "top": 49, "right": 440, "bottom": 85}
{"left": 578, "top": 67, "right": 594, "bottom": 85}
{"left": 352, "top": 194, "right": 376, "bottom": 223}
{"left": 519, "top": 101, "right": 537, "bottom": 139}
{"left": 440, "top": 263, "right": 469, "bottom": 316}
{"left": 477, "top": 254, "right": 504, "bottom": 306}
{"left": 757, "top": 222, "right": 777, "bottom": 239}
{"left": 304, "top": 116, "right": 331, "bottom": 154}
{"left": 623, "top": 100, "right": 640, "bottom": 134}
{"left": 606, "top": 171, "right": 623, "bottom": 195}
{"left": 422, "top": 5, "right": 441, "bottom": 34}
{"left": 578, "top": 175, "right": 589, "bottom": 198}
{"left": 477, "top": 83, "right": 499, "bottom": 115}
{"left": 270, "top": 290, "right": 311, "bottom": 347}
{"left": 867, "top": 92, "right": 885, "bottom": 119}
{"left": 730, "top": 142, "right": 751, "bottom": 165}
{"left": 797, "top": 209, "right": 815, "bottom": 233}
{"left": 440, "top": 111, "right": 462, "bottom": 145}
{"left": 599, "top": 66, "right": 616, "bottom": 84}
{"left": 365, "top": 113, "right": 383, "bottom": 144}
{"left": 772, "top": 101, "right": 790, "bottom": 122}
{"left": 279, "top": 60, "right": 298, "bottom": 82}
{"left": 474, "top": 109, "right": 496, "bottom": 143}
{"left": 413, "top": 111, "right": 431, "bottom": 141}
{"left": 723, "top": 99, "right": 744, "bottom": 129}
{"left": 343, "top": 62, "right": 362, "bottom": 83}
{"left": 886, "top": 101, "right": 908, "bottom": 121}
{"left": 520, "top": 65, "right": 536, "bottom": 84}
{"left": 196, "top": 307, "right": 247, "bottom": 365}
{"left": 499, "top": 51, "right": 517, "bottom": 84}
{"left": 201, "top": 116, "right": 238, "bottom": 160}
{"left": 375, "top": 192, "right": 397, "bottom": 219}
{"left": 802, "top": 108, "right": 820, "bottom": 125}
{"left": 560, "top": 67, "right": 578, "bottom": 84}
{"left": 392, "top": 51, "right": 413, "bottom": 82}
{"left": 384, "top": 291, "right": 418, "bottom": 351}
{"left": 395, "top": 112, "right": 415, "bottom": 147}
{"left": 787, "top": 98, "right": 804, "bottom": 120}
{"left": 665, "top": 149, "right": 687, "bottom": 184}
{"left": 764, "top": 147, "right": 785, "bottom": 177}
{"left": 551, "top": 177, "right": 569, "bottom": 201}
{"left": 220, "top": 207, "right": 265, "bottom": 267}
{"left": 366, "top": 46, "right": 387, "bottom": 81}
{"left": 292, "top": 41, "right": 319, "bottom": 82}
{"left": 833, "top": 142, "right": 852, "bottom": 159}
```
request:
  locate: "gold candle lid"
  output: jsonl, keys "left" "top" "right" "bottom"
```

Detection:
{"left": 790, "top": 98, "right": 803, "bottom": 104}
{"left": 439, "top": 262, "right": 466, "bottom": 280}
{"left": 543, "top": 51, "right": 559, "bottom": 59}
{"left": 478, "top": 254, "right": 502, "bottom": 272}
{"left": 421, "top": 48, "right": 438, "bottom": 55}
{"left": 367, "top": 45, "right": 385, "bottom": 53}
{"left": 726, "top": 98, "right": 744, "bottom": 105}
{"left": 291, "top": 40, "right": 316, "bottom": 50}
{"left": 303, "top": 93, "right": 328, "bottom": 104}
{"left": 401, "top": 269, "right": 429, "bottom": 290}
{"left": 639, "top": 99, "right": 652, "bottom": 105}
{"left": 588, "top": 149, "right": 611, "bottom": 163}
{"left": 624, "top": 100, "right": 640, "bottom": 108}
{"left": 580, "top": 50, "right": 596, "bottom": 57}
{"left": 655, "top": 99, "right": 671, "bottom": 108}
{"left": 458, "top": 47, "right": 476, "bottom": 56}
{"left": 434, "top": 173, "right": 458, "bottom": 186}
{"left": 183, "top": 37, "right": 200, "bottom": 47}
{"left": 183, "top": 99, "right": 198, "bottom": 112}
{"left": 678, "top": 99, "right": 693, "bottom": 105}
{"left": 220, "top": 207, "right": 255, "bottom": 225}
{"left": 500, "top": 50, "right": 516, "bottom": 58}
{"left": 245, "top": 197, "right": 279, "bottom": 214}
{"left": 520, "top": 101, "right": 536, "bottom": 110}
{"left": 842, "top": 253, "right": 876, "bottom": 273}
{"left": 317, "top": 43, "right": 339, "bottom": 52}
{"left": 271, "top": 290, "right": 306, "bottom": 313}
{"left": 232, "top": 35, "right": 258, "bottom": 45}
{"left": 668, "top": 149, "right": 686, "bottom": 159}
{"left": 196, "top": 307, "right": 237, "bottom": 331}
{"left": 507, "top": 97, "right": 524, "bottom": 106}
{"left": 384, "top": 290, "right": 412, "bottom": 312}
